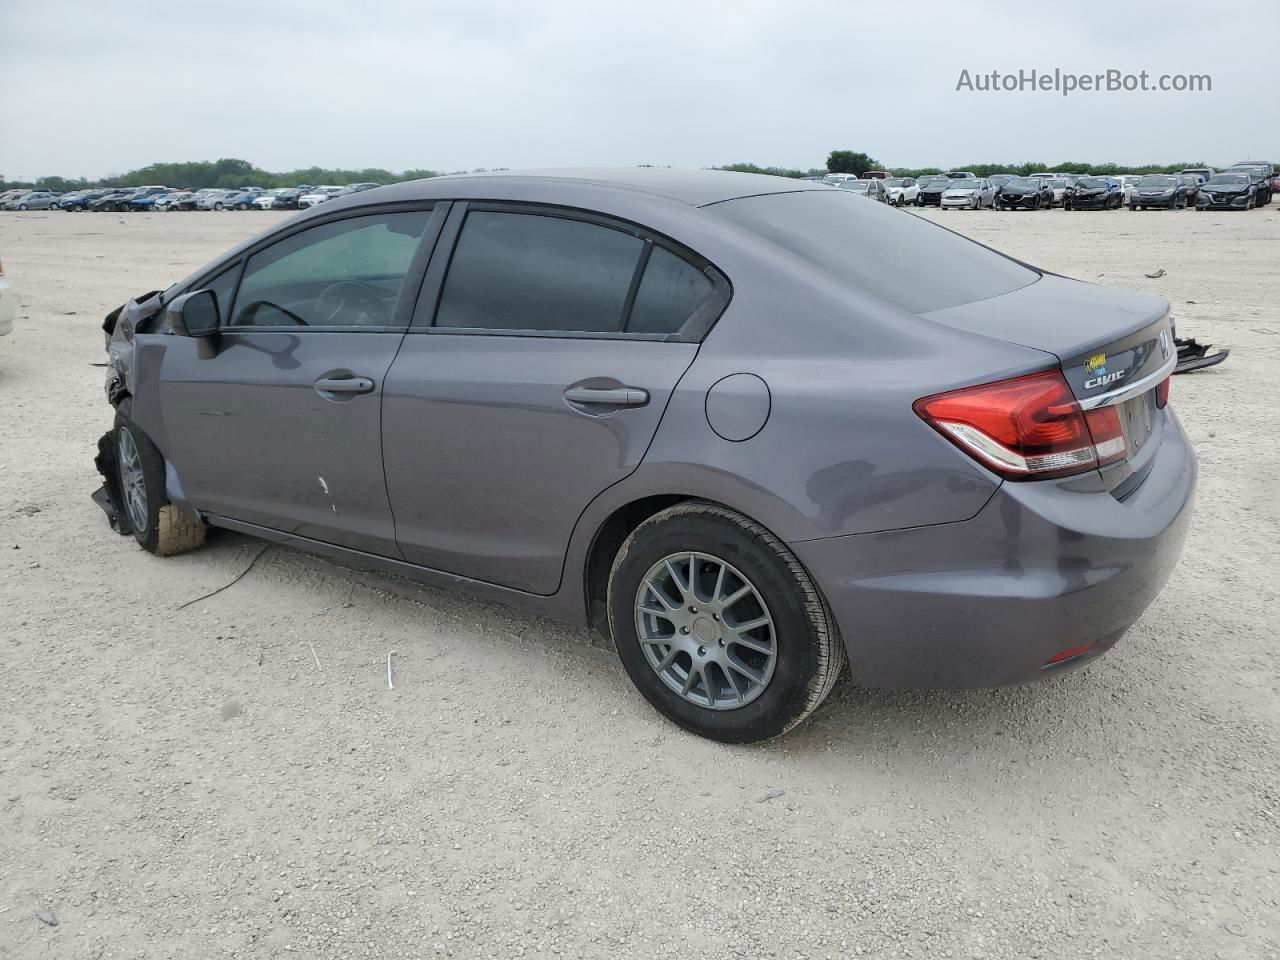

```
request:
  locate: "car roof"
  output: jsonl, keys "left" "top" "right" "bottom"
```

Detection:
{"left": 343, "top": 168, "right": 831, "bottom": 208}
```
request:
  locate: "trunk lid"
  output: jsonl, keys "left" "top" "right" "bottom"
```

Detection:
{"left": 923, "top": 274, "right": 1176, "bottom": 493}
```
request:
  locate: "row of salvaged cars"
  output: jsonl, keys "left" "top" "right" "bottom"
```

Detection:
{"left": 0, "top": 183, "right": 383, "bottom": 213}
{"left": 815, "top": 161, "right": 1278, "bottom": 212}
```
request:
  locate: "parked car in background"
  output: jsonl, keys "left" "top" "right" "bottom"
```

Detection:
{"left": 5, "top": 191, "right": 60, "bottom": 210}
{"left": 89, "top": 190, "right": 136, "bottom": 212}
{"left": 1178, "top": 174, "right": 1204, "bottom": 205}
{"left": 153, "top": 192, "right": 194, "bottom": 211}
{"left": 0, "top": 189, "right": 26, "bottom": 207}
{"left": 820, "top": 173, "right": 859, "bottom": 185}
{"left": 1046, "top": 178, "right": 1070, "bottom": 206}
{"left": 93, "top": 168, "right": 1193, "bottom": 743}
{"left": 838, "top": 178, "right": 889, "bottom": 202}
{"left": 987, "top": 174, "right": 1017, "bottom": 190}
{"left": 995, "top": 177, "right": 1054, "bottom": 210}
{"left": 859, "top": 170, "right": 890, "bottom": 180}
{"left": 1196, "top": 172, "right": 1258, "bottom": 210}
{"left": 0, "top": 256, "right": 13, "bottom": 338}
{"left": 916, "top": 175, "right": 951, "bottom": 206}
{"left": 1064, "top": 177, "right": 1124, "bottom": 210}
{"left": 940, "top": 178, "right": 996, "bottom": 209}
{"left": 1129, "top": 175, "right": 1188, "bottom": 210}
{"left": 297, "top": 186, "right": 348, "bottom": 208}
{"left": 944, "top": 170, "right": 976, "bottom": 179}
{"left": 882, "top": 177, "right": 919, "bottom": 206}
{"left": 1115, "top": 175, "right": 1140, "bottom": 203}
{"left": 1224, "top": 162, "right": 1274, "bottom": 205}
{"left": 1180, "top": 167, "right": 1214, "bottom": 183}
{"left": 346, "top": 182, "right": 382, "bottom": 194}
{"left": 220, "top": 189, "right": 265, "bottom": 210}
{"left": 195, "top": 190, "right": 233, "bottom": 211}
{"left": 124, "top": 193, "right": 167, "bottom": 212}
{"left": 252, "top": 188, "right": 297, "bottom": 210}
{"left": 59, "top": 189, "right": 113, "bottom": 211}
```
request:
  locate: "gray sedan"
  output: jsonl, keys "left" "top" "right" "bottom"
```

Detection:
{"left": 5, "top": 191, "right": 60, "bottom": 210}
{"left": 94, "top": 169, "right": 1195, "bottom": 742}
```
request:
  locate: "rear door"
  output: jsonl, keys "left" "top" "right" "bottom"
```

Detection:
{"left": 381, "top": 202, "right": 729, "bottom": 594}
{"left": 158, "top": 206, "right": 441, "bottom": 555}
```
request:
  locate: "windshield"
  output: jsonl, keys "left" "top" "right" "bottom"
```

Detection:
{"left": 710, "top": 191, "right": 1036, "bottom": 314}
{"left": 1006, "top": 178, "right": 1038, "bottom": 189}
{"left": 1206, "top": 174, "right": 1248, "bottom": 185}
{"left": 947, "top": 182, "right": 978, "bottom": 190}
{"left": 1140, "top": 176, "right": 1177, "bottom": 187}
{"left": 920, "top": 177, "right": 948, "bottom": 186}
{"left": 883, "top": 179, "right": 905, "bottom": 187}
{"left": 842, "top": 181, "right": 871, "bottom": 191}
{"left": 1076, "top": 178, "right": 1107, "bottom": 188}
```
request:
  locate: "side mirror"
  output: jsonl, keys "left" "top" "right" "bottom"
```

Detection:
{"left": 167, "top": 289, "right": 221, "bottom": 359}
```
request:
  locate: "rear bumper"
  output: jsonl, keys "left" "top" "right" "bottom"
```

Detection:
{"left": 792, "top": 409, "right": 1196, "bottom": 689}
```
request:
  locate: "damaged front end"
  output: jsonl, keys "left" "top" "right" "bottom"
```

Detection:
{"left": 94, "top": 290, "right": 167, "bottom": 533}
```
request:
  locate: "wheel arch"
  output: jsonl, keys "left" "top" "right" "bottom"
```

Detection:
{"left": 580, "top": 491, "right": 808, "bottom": 638}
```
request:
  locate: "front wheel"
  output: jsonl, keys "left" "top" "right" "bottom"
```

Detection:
{"left": 608, "top": 502, "right": 844, "bottom": 743}
{"left": 113, "top": 404, "right": 207, "bottom": 556}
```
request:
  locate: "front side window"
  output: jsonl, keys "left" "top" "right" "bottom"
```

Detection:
{"left": 230, "top": 211, "right": 430, "bottom": 328}
{"left": 435, "top": 211, "right": 644, "bottom": 333}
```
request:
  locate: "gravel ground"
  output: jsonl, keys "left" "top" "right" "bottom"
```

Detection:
{"left": 0, "top": 204, "right": 1276, "bottom": 960}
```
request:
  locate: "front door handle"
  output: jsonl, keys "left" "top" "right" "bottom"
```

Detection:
{"left": 315, "top": 376, "right": 375, "bottom": 395}
{"left": 564, "top": 386, "right": 649, "bottom": 407}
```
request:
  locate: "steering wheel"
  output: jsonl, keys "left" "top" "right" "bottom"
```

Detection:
{"left": 316, "top": 281, "right": 389, "bottom": 326}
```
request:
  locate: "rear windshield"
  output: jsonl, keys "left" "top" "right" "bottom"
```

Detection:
{"left": 710, "top": 191, "right": 1037, "bottom": 314}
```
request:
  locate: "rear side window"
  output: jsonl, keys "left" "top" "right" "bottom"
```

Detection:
{"left": 710, "top": 191, "right": 1035, "bottom": 314}
{"left": 435, "top": 211, "right": 643, "bottom": 333}
{"left": 628, "top": 246, "right": 714, "bottom": 335}
{"left": 230, "top": 211, "right": 430, "bottom": 328}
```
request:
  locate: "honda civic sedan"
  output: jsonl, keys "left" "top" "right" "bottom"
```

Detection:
{"left": 94, "top": 169, "right": 1195, "bottom": 743}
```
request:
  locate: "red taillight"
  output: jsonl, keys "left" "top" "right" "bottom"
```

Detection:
{"left": 1156, "top": 376, "right": 1171, "bottom": 409}
{"left": 914, "top": 370, "right": 1128, "bottom": 480}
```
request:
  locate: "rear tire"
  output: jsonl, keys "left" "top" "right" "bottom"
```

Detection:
{"left": 114, "top": 402, "right": 206, "bottom": 556}
{"left": 607, "top": 502, "right": 843, "bottom": 743}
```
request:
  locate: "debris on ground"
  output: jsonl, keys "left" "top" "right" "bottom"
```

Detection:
{"left": 1145, "top": 268, "right": 1166, "bottom": 278}
{"left": 1174, "top": 336, "right": 1230, "bottom": 374}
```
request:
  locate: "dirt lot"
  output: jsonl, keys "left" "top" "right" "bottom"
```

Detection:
{"left": 1, "top": 204, "right": 1277, "bottom": 960}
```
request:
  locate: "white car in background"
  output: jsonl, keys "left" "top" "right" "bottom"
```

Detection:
{"left": 0, "top": 257, "right": 14, "bottom": 338}
{"left": 297, "top": 186, "right": 348, "bottom": 208}
{"left": 1115, "top": 175, "right": 1140, "bottom": 203}
{"left": 1046, "top": 178, "right": 1070, "bottom": 206}
{"left": 882, "top": 177, "right": 920, "bottom": 206}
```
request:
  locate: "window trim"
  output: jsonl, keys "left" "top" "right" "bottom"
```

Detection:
{"left": 409, "top": 201, "right": 731, "bottom": 343}
{"left": 190, "top": 201, "right": 445, "bottom": 334}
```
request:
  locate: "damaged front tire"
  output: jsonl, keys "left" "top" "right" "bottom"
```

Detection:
{"left": 112, "top": 402, "right": 207, "bottom": 556}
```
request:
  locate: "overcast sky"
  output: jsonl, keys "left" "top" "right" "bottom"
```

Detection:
{"left": 2, "top": 0, "right": 1275, "bottom": 180}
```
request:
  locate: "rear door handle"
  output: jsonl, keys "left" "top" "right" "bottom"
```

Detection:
{"left": 564, "top": 386, "right": 649, "bottom": 407}
{"left": 315, "top": 376, "right": 375, "bottom": 395}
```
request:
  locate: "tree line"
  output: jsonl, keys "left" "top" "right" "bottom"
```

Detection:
{"left": 0, "top": 157, "right": 456, "bottom": 192}
{"left": 719, "top": 150, "right": 1214, "bottom": 179}
{"left": 3, "top": 151, "right": 1220, "bottom": 192}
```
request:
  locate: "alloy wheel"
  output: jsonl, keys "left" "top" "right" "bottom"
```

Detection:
{"left": 117, "top": 427, "right": 149, "bottom": 533}
{"left": 634, "top": 552, "right": 777, "bottom": 711}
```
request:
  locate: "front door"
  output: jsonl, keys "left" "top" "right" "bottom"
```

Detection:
{"left": 158, "top": 208, "right": 437, "bottom": 555}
